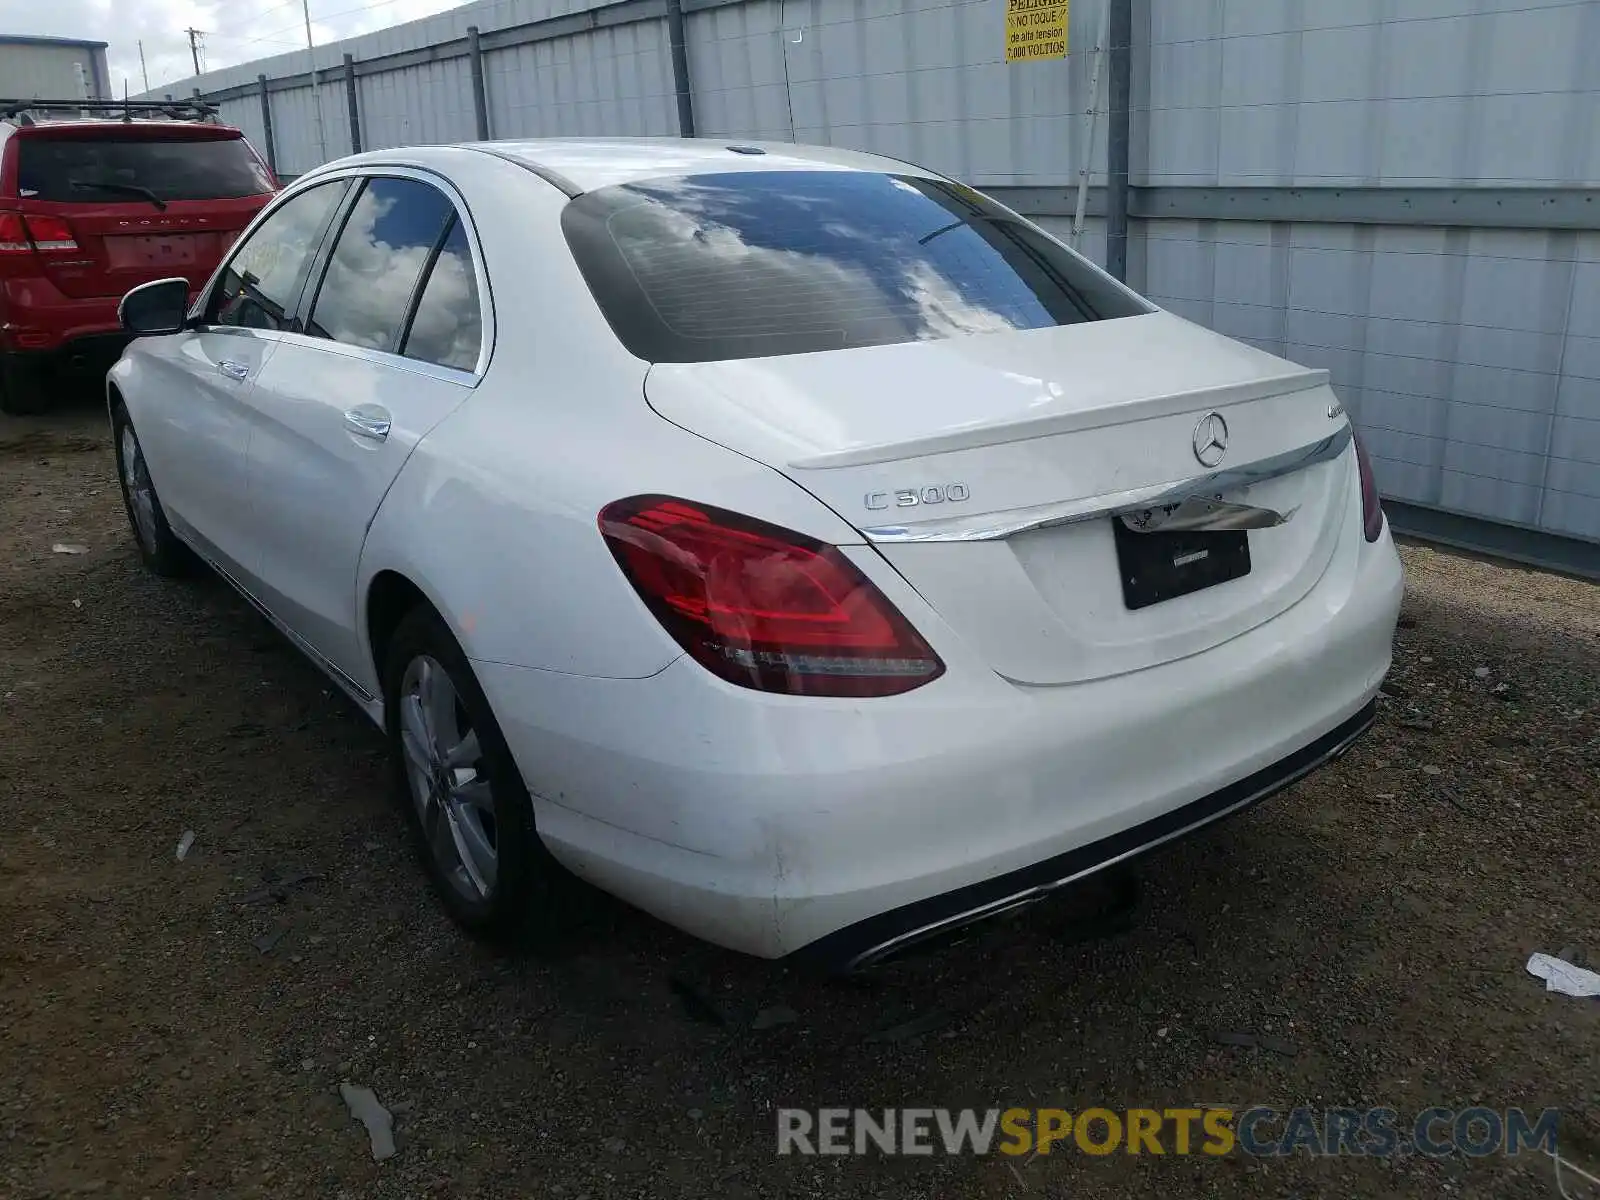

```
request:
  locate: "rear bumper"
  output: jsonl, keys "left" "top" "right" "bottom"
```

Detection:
{"left": 2, "top": 333, "right": 133, "bottom": 374}
{"left": 1, "top": 278, "right": 141, "bottom": 406}
{"left": 792, "top": 698, "right": 1375, "bottom": 968}
{"left": 1, "top": 334, "right": 132, "bottom": 412}
{"left": 476, "top": 522, "right": 1404, "bottom": 964}
{"left": 1, "top": 278, "right": 128, "bottom": 353}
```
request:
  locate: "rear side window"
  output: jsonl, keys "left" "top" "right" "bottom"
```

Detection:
{"left": 401, "top": 219, "right": 482, "bottom": 371}
{"left": 17, "top": 135, "right": 274, "bottom": 203}
{"left": 561, "top": 171, "right": 1148, "bottom": 363}
{"left": 209, "top": 181, "right": 346, "bottom": 332}
{"left": 307, "top": 177, "right": 454, "bottom": 352}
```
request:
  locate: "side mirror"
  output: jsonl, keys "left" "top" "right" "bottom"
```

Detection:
{"left": 119, "top": 277, "right": 192, "bottom": 336}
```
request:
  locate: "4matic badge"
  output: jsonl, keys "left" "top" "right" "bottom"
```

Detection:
{"left": 864, "top": 483, "right": 971, "bottom": 511}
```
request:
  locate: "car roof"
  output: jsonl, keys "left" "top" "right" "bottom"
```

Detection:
{"left": 482, "top": 137, "right": 943, "bottom": 193}
{"left": 315, "top": 137, "right": 945, "bottom": 196}
{"left": 0, "top": 119, "right": 237, "bottom": 163}
{"left": 5, "top": 117, "right": 227, "bottom": 131}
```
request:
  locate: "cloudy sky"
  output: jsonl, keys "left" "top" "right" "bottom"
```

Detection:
{"left": 3, "top": 0, "right": 467, "bottom": 96}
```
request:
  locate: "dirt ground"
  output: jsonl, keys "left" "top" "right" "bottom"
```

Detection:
{"left": 2, "top": 393, "right": 1598, "bottom": 1200}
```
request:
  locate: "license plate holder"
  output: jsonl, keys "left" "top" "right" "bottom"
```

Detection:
{"left": 106, "top": 234, "right": 200, "bottom": 269}
{"left": 1111, "top": 519, "right": 1251, "bottom": 610}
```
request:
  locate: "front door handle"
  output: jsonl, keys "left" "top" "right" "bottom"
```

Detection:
{"left": 343, "top": 405, "right": 392, "bottom": 441}
{"left": 217, "top": 359, "right": 250, "bottom": 381}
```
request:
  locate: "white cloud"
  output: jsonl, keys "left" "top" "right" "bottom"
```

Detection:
{"left": 309, "top": 183, "right": 480, "bottom": 367}
{"left": 898, "top": 260, "right": 1020, "bottom": 340}
{"left": 0, "top": 0, "right": 468, "bottom": 98}
{"left": 616, "top": 185, "right": 1021, "bottom": 344}
{"left": 404, "top": 243, "right": 479, "bottom": 368}
{"left": 310, "top": 185, "right": 430, "bottom": 345}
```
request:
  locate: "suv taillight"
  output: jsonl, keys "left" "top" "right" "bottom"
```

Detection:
{"left": 1352, "top": 427, "right": 1383, "bottom": 542}
{"left": 0, "top": 212, "right": 29, "bottom": 254}
{"left": 22, "top": 215, "right": 78, "bottom": 252}
{"left": 599, "top": 496, "right": 945, "bottom": 697}
{"left": 0, "top": 212, "right": 79, "bottom": 254}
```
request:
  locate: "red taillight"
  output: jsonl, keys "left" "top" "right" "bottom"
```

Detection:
{"left": 1352, "top": 427, "right": 1383, "bottom": 542}
{"left": 22, "top": 214, "right": 78, "bottom": 252}
{"left": 599, "top": 496, "right": 945, "bottom": 697}
{"left": 0, "top": 212, "right": 29, "bottom": 254}
{"left": 0, "top": 213, "right": 79, "bottom": 254}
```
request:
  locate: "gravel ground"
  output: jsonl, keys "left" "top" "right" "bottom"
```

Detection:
{"left": 3, "top": 396, "right": 1598, "bottom": 1199}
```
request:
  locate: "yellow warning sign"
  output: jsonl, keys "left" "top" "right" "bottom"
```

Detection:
{"left": 1006, "top": 0, "right": 1068, "bottom": 62}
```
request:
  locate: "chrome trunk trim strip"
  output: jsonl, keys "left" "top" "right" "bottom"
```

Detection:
{"left": 861, "top": 424, "right": 1352, "bottom": 544}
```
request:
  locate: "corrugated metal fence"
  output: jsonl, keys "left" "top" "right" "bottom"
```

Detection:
{"left": 151, "top": 0, "right": 1600, "bottom": 575}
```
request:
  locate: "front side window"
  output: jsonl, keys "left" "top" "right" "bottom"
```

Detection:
{"left": 208, "top": 181, "right": 346, "bottom": 331}
{"left": 400, "top": 218, "right": 482, "bottom": 371}
{"left": 307, "top": 177, "right": 454, "bottom": 352}
{"left": 561, "top": 170, "right": 1149, "bottom": 363}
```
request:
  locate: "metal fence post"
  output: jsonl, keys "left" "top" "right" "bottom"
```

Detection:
{"left": 467, "top": 26, "right": 491, "bottom": 140}
{"left": 1105, "top": 0, "right": 1131, "bottom": 281}
{"left": 664, "top": 0, "right": 696, "bottom": 138}
{"left": 257, "top": 74, "right": 278, "bottom": 174}
{"left": 343, "top": 53, "right": 362, "bottom": 154}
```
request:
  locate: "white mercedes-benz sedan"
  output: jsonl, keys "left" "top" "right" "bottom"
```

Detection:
{"left": 108, "top": 138, "right": 1402, "bottom": 968}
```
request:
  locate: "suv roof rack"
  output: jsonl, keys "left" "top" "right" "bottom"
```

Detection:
{"left": 0, "top": 98, "right": 221, "bottom": 125}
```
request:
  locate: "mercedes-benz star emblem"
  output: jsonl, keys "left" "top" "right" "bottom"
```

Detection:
{"left": 1192, "top": 411, "right": 1229, "bottom": 467}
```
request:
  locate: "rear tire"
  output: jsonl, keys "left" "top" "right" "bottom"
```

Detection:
{"left": 383, "top": 605, "right": 570, "bottom": 946}
{"left": 111, "top": 402, "right": 193, "bottom": 577}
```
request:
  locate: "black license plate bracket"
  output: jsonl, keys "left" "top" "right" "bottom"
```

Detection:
{"left": 1111, "top": 519, "right": 1251, "bottom": 610}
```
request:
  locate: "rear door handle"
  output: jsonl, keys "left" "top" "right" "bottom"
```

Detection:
{"left": 217, "top": 359, "right": 250, "bottom": 381}
{"left": 343, "top": 405, "right": 392, "bottom": 441}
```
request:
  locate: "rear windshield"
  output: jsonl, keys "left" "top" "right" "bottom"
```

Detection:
{"left": 17, "top": 135, "right": 274, "bottom": 203}
{"left": 561, "top": 170, "right": 1147, "bottom": 363}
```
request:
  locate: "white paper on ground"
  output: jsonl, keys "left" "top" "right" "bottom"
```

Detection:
{"left": 339, "top": 1082, "right": 397, "bottom": 1160}
{"left": 1526, "top": 952, "right": 1600, "bottom": 998}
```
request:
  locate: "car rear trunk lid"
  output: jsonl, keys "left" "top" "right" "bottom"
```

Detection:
{"left": 645, "top": 311, "right": 1358, "bottom": 685}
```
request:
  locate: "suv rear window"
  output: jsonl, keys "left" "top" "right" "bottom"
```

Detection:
{"left": 560, "top": 170, "right": 1147, "bottom": 363}
{"left": 17, "top": 134, "right": 273, "bottom": 204}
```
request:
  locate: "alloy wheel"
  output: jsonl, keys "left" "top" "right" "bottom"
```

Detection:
{"left": 397, "top": 654, "right": 499, "bottom": 902}
{"left": 120, "top": 424, "right": 160, "bottom": 554}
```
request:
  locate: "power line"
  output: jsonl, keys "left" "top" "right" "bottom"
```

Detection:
{"left": 242, "top": 0, "right": 306, "bottom": 26}
{"left": 191, "top": 0, "right": 401, "bottom": 65}
{"left": 202, "top": 30, "right": 313, "bottom": 49}
{"left": 300, "top": 0, "right": 414, "bottom": 28}
{"left": 195, "top": 0, "right": 319, "bottom": 52}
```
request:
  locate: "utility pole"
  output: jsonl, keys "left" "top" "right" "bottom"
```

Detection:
{"left": 302, "top": 0, "right": 329, "bottom": 162}
{"left": 137, "top": 40, "right": 150, "bottom": 92}
{"left": 184, "top": 28, "right": 203, "bottom": 77}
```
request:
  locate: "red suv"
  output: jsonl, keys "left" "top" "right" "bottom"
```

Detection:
{"left": 0, "top": 100, "right": 279, "bottom": 414}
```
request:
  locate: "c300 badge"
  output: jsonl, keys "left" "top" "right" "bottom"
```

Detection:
{"left": 864, "top": 484, "right": 971, "bottom": 510}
